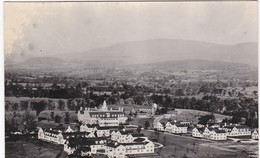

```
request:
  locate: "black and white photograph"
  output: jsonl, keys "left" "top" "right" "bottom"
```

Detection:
{"left": 4, "top": 1, "right": 258, "bottom": 158}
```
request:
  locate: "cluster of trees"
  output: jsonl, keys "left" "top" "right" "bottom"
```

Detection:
{"left": 5, "top": 72, "right": 257, "bottom": 101}
{"left": 151, "top": 95, "right": 258, "bottom": 128}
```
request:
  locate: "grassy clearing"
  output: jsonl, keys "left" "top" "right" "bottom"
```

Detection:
{"left": 5, "top": 139, "right": 69, "bottom": 158}
{"left": 160, "top": 108, "right": 231, "bottom": 124}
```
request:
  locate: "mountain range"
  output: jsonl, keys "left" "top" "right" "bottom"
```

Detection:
{"left": 6, "top": 39, "right": 258, "bottom": 69}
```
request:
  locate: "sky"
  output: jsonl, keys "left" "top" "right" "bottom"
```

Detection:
{"left": 4, "top": 2, "right": 258, "bottom": 60}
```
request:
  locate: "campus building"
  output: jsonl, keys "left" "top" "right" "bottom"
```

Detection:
{"left": 192, "top": 127, "right": 227, "bottom": 140}
{"left": 38, "top": 127, "right": 93, "bottom": 144}
{"left": 78, "top": 101, "right": 127, "bottom": 126}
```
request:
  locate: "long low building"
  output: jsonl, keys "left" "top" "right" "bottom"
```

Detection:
{"left": 63, "top": 136, "right": 155, "bottom": 158}
{"left": 222, "top": 125, "right": 251, "bottom": 137}
{"left": 78, "top": 101, "right": 127, "bottom": 126}
{"left": 64, "top": 137, "right": 109, "bottom": 156}
{"left": 192, "top": 127, "right": 227, "bottom": 140}
{"left": 38, "top": 127, "right": 94, "bottom": 144}
{"left": 155, "top": 121, "right": 188, "bottom": 134}
{"left": 106, "top": 140, "right": 155, "bottom": 158}
{"left": 111, "top": 130, "right": 147, "bottom": 143}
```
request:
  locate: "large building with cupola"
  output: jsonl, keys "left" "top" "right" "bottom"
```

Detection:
{"left": 78, "top": 101, "right": 127, "bottom": 127}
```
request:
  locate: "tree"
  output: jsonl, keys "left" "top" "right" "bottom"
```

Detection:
{"left": 20, "top": 101, "right": 29, "bottom": 111}
{"left": 198, "top": 114, "right": 215, "bottom": 126}
{"left": 12, "top": 103, "right": 19, "bottom": 111}
{"left": 118, "top": 123, "right": 124, "bottom": 130}
{"left": 32, "top": 101, "right": 46, "bottom": 116}
{"left": 55, "top": 115, "right": 61, "bottom": 123}
{"left": 23, "top": 111, "right": 37, "bottom": 132}
{"left": 5, "top": 118, "right": 17, "bottom": 134}
{"left": 47, "top": 100, "right": 55, "bottom": 110}
{"left": 64, "top": 112, "right": 70, "bottom": 124}
{"left": 136, "top": 125, "right": 142, "bottom": 133}
{"left": 58, "top": 100, "right": 65, "bottom": 111}
{"left": 51, "top": 111, "right": 54, "bottom": 120}
{"left": 144, "top": 121, "right": 150, "bottom": 129}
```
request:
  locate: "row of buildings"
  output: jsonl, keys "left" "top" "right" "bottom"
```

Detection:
{"left": 155, "top": 120, "right": 189, "bottom": 134}
{"left": 154, "top": 120, "right": 258, "bottom": 141}
{"left": 38, "top": 101, "right": 155, "bottom": 158}
{"left": 192, "top": 125, "right": 258, "bottom": 140}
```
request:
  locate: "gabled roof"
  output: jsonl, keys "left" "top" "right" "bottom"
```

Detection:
{"left": 213, "top": 129, "right": 226, "bottom": 134}
{"left": 82, "top": 124, "right": 99, "bottom": 128}
{"left": 224, "top": 125, "right": 250, "bottom": 129}
{"left": 133, "top": 138, "right": 145, "bottom": 143}
{"left": 158, "top": 120, "right": 167, "bottom": 124}
{"left": 96, "top": 126, "right": 111, "bottom": 130}
{"left": 174, "top": 124, "right": 187, "bottom": 127}
{"left": 121, "top": 141, "right": 150, "bottom": 146}
{"left": 106, "top": 142, "right": 121, "bottom": 148}
{"left": 193, "top": 127, "right": 205, "bottom": 133}
{"left": 223, "top": 126, "right": 234, "bottom": 129}
{"left": 96, "top": 126, "right": 119, "bottom": 130}
{"left": 44, "top": 129, "right": 61, "bottom": 135}
{"left": 62, "top": 132, "right": 88, "bottom": 138}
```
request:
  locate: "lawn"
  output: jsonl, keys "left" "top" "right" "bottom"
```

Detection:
{"left": 160, "top": 108, "right": 232, "bottom": 124}
{"left": 5, "top": 138, "right": 69, "bottom": 158}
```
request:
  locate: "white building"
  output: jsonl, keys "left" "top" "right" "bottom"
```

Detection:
{"left": 165, "top": 121, "right": 188, "bottom": 134}
{"left": 106, "top": 140, "right": 155, "bottom": 158}
{"left": 78, "top": 101, "right": 127, "bottom": 126}
{"left": 64, "top": 137, "right": 108, "bottom": 156}
{"left": 192, "top": 127, "right": 227, "bottom": 140}
{"left": 64, "top": 135, "right": 155, "bottom": 158}
{"left": 251, "top": 130, "right": 258, "bottom": 140}
{"left": 94, "top": 126, "right": 112, "bottom": 137}
{"left": 111, "top": 130, "right": 147, "bottom": 143}
{"left": 154, "top": 121, "right": 166, "bottom": 131}
{"left": 38, "top": 127, "right": 91, "bottom": 144}
{"left": 209, "top": 129, "right": 227, "bottom": 140}
{"left": 223, "top": 125, "right": 251, "bottom": 137}
{"left": 80, "top": 124, "right": 98, "bottom": 133}
{"left": 192, "top": 128, "right": 203, "bottom": 138}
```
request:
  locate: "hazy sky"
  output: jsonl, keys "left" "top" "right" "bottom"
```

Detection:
{"left": 5, "top": 2, "right": 258, "bottom": 59}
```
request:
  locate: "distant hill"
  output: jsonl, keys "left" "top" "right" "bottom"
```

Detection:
{"left": 67, "top": 39, "right": 257, "bottom": 67}
{"left": 17, "top": 57, "right": 64, "bottom": 67}
{"left": 127, "top": 59, "right": 253, "bottom": 71}
{"left": 6, "top": 39, "right": 257, "bottom": 69}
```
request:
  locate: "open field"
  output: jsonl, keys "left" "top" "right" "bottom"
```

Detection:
{"left": 143, "top": 130, "right": 257, "bottom": 158}
{"left": 160, "top": 108, "right": 232, "bottom": 124}
{"left": 6, "top": 139, "right": 69, "bottom": 158}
